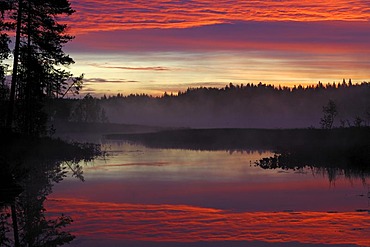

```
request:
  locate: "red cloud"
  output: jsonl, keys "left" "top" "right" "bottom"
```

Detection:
{"left": 68, "top": 0, "right": 370, "bottom": 33}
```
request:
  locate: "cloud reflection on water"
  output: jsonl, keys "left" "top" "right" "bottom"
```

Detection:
{"left": 47, "top": 198, "right": 370, "bottom": 247}
{"left": 50, "top": 143, "right": 369, "bottom": 246}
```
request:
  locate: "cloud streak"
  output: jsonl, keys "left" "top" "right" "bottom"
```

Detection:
{"left": 88, "top": 63, "right": 172, "bottom": 71}
{"left": 83, "top": 78, "right": 139, "bottom": 84}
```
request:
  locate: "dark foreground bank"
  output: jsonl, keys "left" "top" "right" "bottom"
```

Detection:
{"left": 0, "top": 130, "right": 102, "bottom": 206}
{"left": 1, "top": 129, "right": 103, "bottom": 246}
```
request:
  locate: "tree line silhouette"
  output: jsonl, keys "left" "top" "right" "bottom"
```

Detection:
{"left": 56, "top": 81, "right": 369, "bottom": 129}
{"left": 107, "top": 79, "right": 361, "bottom": 100}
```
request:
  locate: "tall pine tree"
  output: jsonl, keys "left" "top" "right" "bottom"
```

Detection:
{"left": 4, "top": 0, "right": 81, "bottom": 135}
{"left": 0, "top": 1, "right": 11, "bottom": 128}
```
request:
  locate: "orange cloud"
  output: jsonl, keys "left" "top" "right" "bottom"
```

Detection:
{"left": 46, "top": 198, "right": 370, "bottom": 246}
{"left": 68, "top": 0, "right": 370, "bottom": 34}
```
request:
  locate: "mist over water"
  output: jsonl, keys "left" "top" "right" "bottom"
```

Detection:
{"left": 101, "top": 83, "right": 370, "bottom": 128}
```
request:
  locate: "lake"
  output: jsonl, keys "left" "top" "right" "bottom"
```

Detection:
{"left": 45, "top": 140, "right": 370, "bottom": 247}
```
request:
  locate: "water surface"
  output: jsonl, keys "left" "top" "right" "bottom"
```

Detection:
{"left": 47, "top": 141, "right": 370, "bottom": 247}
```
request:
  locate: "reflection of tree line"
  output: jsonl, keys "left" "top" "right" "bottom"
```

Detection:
{"left": 107, "top": 128, "right": 370, "bottom": 181}
{"left": 0, "top": 135, "right": 101, "bottom": 246}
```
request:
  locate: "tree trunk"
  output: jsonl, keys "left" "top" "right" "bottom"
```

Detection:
{"left": 6, "top": 0, "right": 23, "bottom": 130}
{"left": 11, "top": 203, "right": 20, "bottom": 247}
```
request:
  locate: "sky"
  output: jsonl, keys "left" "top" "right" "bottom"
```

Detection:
{"left": 63, "top": 0, "right": 370, "bottom": 96}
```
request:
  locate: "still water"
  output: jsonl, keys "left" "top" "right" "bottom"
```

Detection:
{"left": 46, "top": 141, "right": 370, "bottom": 247}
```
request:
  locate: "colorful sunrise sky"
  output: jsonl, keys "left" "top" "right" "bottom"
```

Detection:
{"left": 64, "top": 0, "right": 370, "bottom": 96}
